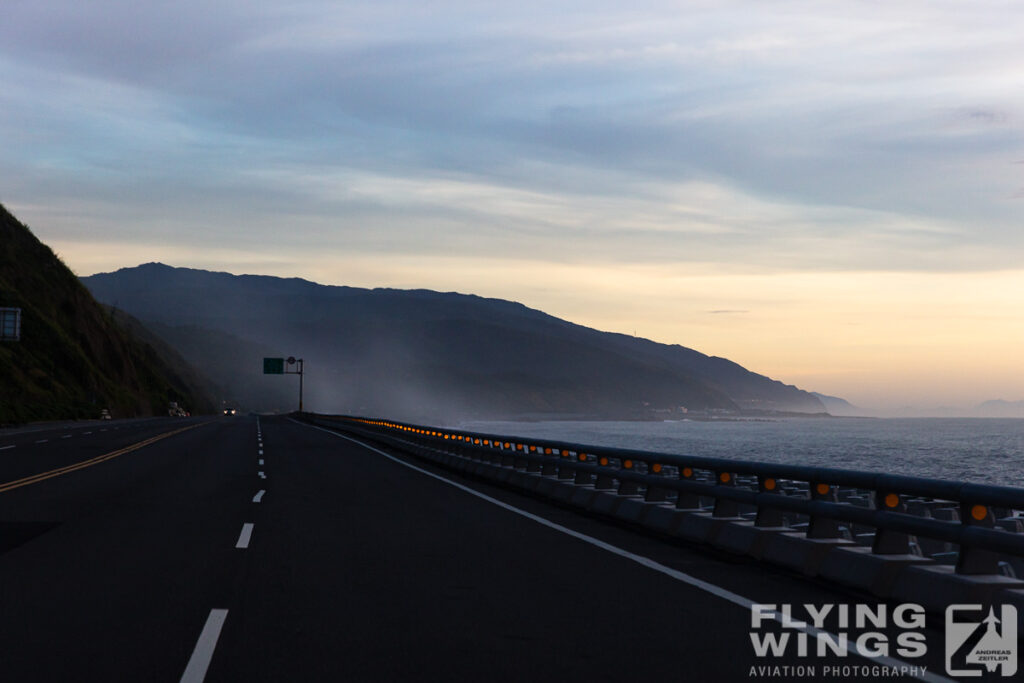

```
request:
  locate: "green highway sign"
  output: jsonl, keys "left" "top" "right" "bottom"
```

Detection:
{"left": 263, "top": 357, "right": 285, "bottom": 374}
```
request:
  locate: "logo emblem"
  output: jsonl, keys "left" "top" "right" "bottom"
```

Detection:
{"left": 946, "top": 604, "right": 1017, "bottom": 677}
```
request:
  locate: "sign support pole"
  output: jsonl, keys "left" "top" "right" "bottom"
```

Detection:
{"left": 263, "top": 356, "right": 305, "bottom": 413}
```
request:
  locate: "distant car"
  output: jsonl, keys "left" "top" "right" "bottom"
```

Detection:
{"left": 223, "top": 408, "right": 237, "bottom": 416}
{"left": 100, "top": 409, "right": 112, "bottom": 420}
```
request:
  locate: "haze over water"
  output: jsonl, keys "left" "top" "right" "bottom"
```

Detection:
{"left": 461, "top": 418, "right": 1024, "bottom": 487}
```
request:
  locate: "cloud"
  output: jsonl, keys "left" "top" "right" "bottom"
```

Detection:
{"left": 1, "top": 0, "right": 1023, "bottom": 278}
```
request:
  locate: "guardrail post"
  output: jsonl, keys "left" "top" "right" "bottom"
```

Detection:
{"left": 618, "top": 459, "right": 640, "bottom": 496}
{"left": 514, "top": 444, "right": 529, "bottom": 470}
{"left": 807, "top": 483, "right": 841, "bottom": 539}
{"left": 676, "top": 466, "right": 700, "bottom": 509}
{"left": 956, "top": 503, "right": 1001, "bottom": 575}
{"left": 501, "top": 441, "right": 515, "bottom": 468}
{"left": 754, "top": 476, "right": 785, "bottom": 527}
{"left": 574, "top": 454, "right": 594, "bottom": 485}
{"left": 541, "top": 448, "right": 558, "bottom": 476}
{"left": 713, "top": 471, "right": 738, "bottom": 517}
{"left": 526, "top": 446, "right": 542, "bottom": 473}
{"left": 644, "top": 462, "right": 668, "bottom": 502}
{"left": 557, "top": 449, "right": 575, "bottom": 480}
{"left": 594, "top": 456, "right": 615, "bottom": 490}
{"left": 871, "top": 491, "right": 910, "bottom": 554}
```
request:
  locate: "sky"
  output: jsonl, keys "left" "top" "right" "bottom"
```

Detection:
{"left": 1, "top": 1, "right": 1023, "bottom": 414}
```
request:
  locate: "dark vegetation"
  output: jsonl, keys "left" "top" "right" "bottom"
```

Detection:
{"left": 82, "top": 263, "right": 827, "bottom": 422}
{"left": 0, "top": 204, "right": 215, "bottom": 424}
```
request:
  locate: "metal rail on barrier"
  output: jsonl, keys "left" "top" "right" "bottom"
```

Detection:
{"left": 304, "top": 413, "right": 1024, "bottom": 577}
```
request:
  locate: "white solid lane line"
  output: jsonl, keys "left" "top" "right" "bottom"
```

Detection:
{"left": 180, "top": 608, "right": 229, "bottom": 683}
{"left": 61, "top": 434, "right": 72, "bottom": 439}
{"left": 83, "top": 431, "right": 92, "bottom": 435}
{"left": 235, "top": 523, "right": 254, "bottom": 549}
{"left": 253, "top": 490, "right": 265, "bottom": 503}
{"left": 35, "top": 439, "right": 48, "bottom": 444}
{"left": 296, "top": 419, "right": 954, "bottom": 683}
{"left": 0, "top": 445, "right": 14, "bottom": 451}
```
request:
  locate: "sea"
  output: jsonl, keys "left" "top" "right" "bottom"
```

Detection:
{"left": 457, "top": 417, "right": 1024, "bottom": 488}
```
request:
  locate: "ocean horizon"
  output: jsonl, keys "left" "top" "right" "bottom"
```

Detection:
{"left": 457, "top": 417, "right": 1024, "bottom": 488}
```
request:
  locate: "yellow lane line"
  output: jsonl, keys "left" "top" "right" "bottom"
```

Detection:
{"left": 0, "top": 422, "right": 207, "bottom": 494}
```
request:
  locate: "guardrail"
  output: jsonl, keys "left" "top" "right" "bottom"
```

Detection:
{"left": 303, "top": 413, "right": 1024, "bottom": 581}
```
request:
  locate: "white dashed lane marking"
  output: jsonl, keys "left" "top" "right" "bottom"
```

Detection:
{"left": 235, "top": 523, "right": 254, "bottom": 549}
{"left": 180, "top": 608, "right": 229, "bottom": 683}
{"left": 253, "top": 490, "right": 265, "bottom": 503}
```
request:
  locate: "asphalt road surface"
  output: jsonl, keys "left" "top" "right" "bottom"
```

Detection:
{"left": 0, "top": 415, "right": 959, "bottom": 682}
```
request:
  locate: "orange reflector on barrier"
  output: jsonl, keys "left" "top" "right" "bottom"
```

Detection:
{"left": 763, "top": 478, "right": 776, "bottom": 491}
{"left": 651, "top": 463, "right": 662, "bottom": 474}
{"left": 682, "top": 467, "right": 693, "bottom": 478}
{"left": 884, "top": 493, "right": 900, "bottom": 508}
{"left": 623, "top": 459, "right": 633, "bottom": 469}
{"left": 971, "top": 505, "right": 988, "bottom": 521}
{"left": 578, "top": 453, "right": 587, "bottom": 462}
{"left": 816, "top": 483, "right": 830, "bottom": 496}
{"left": 719, "top": 472, "right": 731, "bottom": 483}
{"left": 545, "top": 448, "right": 552, "bottom": 455}
{"left": 599, "top": 457, "right": 609, "bottom": 466}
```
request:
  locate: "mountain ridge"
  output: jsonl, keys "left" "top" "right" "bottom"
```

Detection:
{"left": 82, "top": 263, "right": 827, "bottom": 421}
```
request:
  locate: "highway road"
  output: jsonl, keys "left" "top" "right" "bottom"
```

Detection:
{"left": 0, "top": 415, "right": 956, "bottom": 682}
